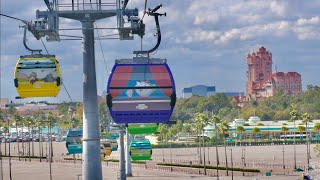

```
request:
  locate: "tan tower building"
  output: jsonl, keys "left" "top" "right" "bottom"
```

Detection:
{"left": 246, "top": 47, "right": 302, "bottom": 101}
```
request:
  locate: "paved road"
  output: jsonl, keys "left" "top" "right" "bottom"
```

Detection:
{"left": 0, "top": 142, "right": 317, "bottom": 167}
{"left": 0, "top": 160, "right": 301, "bottom": 180}
{"left": 0, "top": 142, "right": 317, "bottom": 179}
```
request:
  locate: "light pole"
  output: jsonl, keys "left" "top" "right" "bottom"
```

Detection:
{"left": 119, "top": 125, "right": 126, "bottom": 180}
{"left": 282, "top": 142, "right": 285, "bottom": 169}
{"left": 28, "top": 121, "right": 31, "bottom": 162}
{"left": 241, "top": 148, "right": 246, "bottom": 176}
{"left": 7, "top": 117, "right": 12, "bottom": 180}
{"left": 202, "top": 131, "right": 207, "bottom": 175}
{"left": 125, "top": 127, "right": 132, "bottom": 177}
{"left": 230, "top": 149, "right": 233, "bottom": 180}
{"left": 214, "top": 121, "right": 219, "bottom": 179}
{"left": 162, "top": 135, "right": 165, "bottom": 162}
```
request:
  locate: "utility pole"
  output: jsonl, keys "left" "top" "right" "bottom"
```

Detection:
{"left": 126, "top": 127, "right": 132, "bottom": 177}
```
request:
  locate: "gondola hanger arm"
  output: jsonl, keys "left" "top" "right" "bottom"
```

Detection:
{"left": 133, "top": 4, "right": 166, "bottom": 56}
{"left": 21, "top": 26, "right": 42, "bottom": 55}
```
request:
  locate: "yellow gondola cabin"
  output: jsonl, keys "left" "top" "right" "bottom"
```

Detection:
{"left": 14, "top": 54, "right": 61, "bottom": 98}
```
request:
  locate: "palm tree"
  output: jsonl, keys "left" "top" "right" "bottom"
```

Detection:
{"left": 14, "top": 114, "right": 22, "bottom": 161}
{"left": 289, "top": 110, "right": 298, "bottom": 169}
{"left": 210, "top": 114, "right": 220, "bottom": 178}
{"left": 302, "top": 112, "right": 312, "bottom": 166}
{"left": 47, "top": 113, "right": 56, "bottom": 160}
{"left": 252, "top": 127, "right": 261, "bottom": 142}
{"left": 20, "top": 116, "right": 27, "bottom": 158}
{"left": 297, "top": 126, "right": 306, "bottom": 140}
{"left": 24, "top": 115, "right": 33, "bottom": 161}
{"left": 34, "top": 117, "right": 43, "bottom": 162}
{"left": 236, "top": 126, "right": 245, "bottom": 145}
{"left": 281, "top": 126, "right": 289, "bottom": 142}
{"left": 281, "top": 126, "right": 289, "bottom": 169}
{"left": 194, "top": 112, "right": 209, "bottom": 165}
{"left": 218, "top": 120, "right": 230, "bottom": 176}
{"left": 181, "top": 123, "right": 192, "bottom": 144}
{"left": 313, "top": 122, "right": 320, "bottom": 137}
{"left": 2, "top": 122, "right": 9, "bottom": 156}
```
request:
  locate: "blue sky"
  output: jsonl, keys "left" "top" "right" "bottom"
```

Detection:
{"left": 1, "top": 0, "right": 320, "bottom": 102}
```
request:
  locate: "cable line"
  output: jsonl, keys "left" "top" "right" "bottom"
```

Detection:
{"left": 63, "top": 83, "right": 73, "bottom": 103}
{"left": 40, "top": 38, "right": 49, "bottom": 54}
{"left": 0, "top": 13, "right": 27, "bottom": 22}
{"left": 95, "top": 22, "right": 109, "bottom": 72}
{"left": 40, "top": 37, "right": 74, "bottom": 102}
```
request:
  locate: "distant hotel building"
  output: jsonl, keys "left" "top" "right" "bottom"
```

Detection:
{"left": 181, "top": 85, "right": 244, "bottom": 99}
{"left": 182, "top": 85, "right": 216, "bottom": 98}
{"left": 0, "top": 98, "right": 9, "bottom": 109}
{"left": 246, "top": 47, "right": 302, "bottom": 101}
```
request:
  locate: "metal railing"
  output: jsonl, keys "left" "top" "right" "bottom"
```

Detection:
{"left": 54, "top": 0, "right": 117, "bottom": 11}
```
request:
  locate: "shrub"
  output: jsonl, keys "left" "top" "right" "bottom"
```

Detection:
{"left": 156, "top": 163, "right": 260, "bottom": 173}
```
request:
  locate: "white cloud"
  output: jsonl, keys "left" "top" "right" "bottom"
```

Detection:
{"left": 270, "top": 1, "right": 288, "bottom": 17}
{"left": 296, "top": 16, "right": 320, "bottom": 26}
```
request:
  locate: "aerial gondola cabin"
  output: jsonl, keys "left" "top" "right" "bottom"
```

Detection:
{"left": 14, "top": 54, "right": 61, "bottom": 98}
{"left": 66, "top": 129, "right": 82, "bottom": 155}
{"left": 109, "top": 126, "right": 120, "bottom": 139}
{"left": 100, "top": 140, "right": 112, "bottom": 159}
{"left": 107, "top": 57, "right": 176, "bottom": 124}
{"left": 129, "top": 139, "right": 152, "bottom": 161}
{"left": 127, "top": 123, "right": 158, "bottom": 135}
{"left": 109, "top": 139, "right": 118, "bottom": 151}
